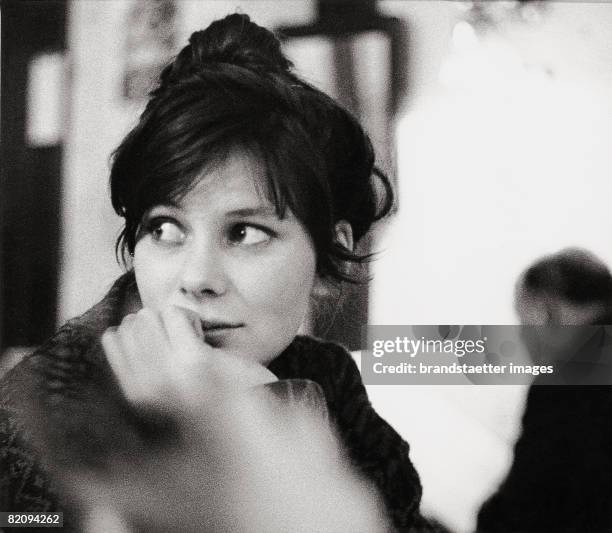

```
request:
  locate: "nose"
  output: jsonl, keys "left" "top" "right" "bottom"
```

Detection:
{"left": 179, "top": 241, "right": 227, "bottom": 299}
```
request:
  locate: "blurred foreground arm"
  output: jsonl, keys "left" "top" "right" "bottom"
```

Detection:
{"left": 78, "top": 378, "right": 392, "bottom": 533}
{"left": 74, "top": 308, "right": 393, "bottom": 532}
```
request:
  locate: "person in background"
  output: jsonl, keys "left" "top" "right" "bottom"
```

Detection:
{"left": 516, "top": 248, "right": 612, "bottom": 326}
{"left": 477, "top": 247, "right": 612, "bottom": 532}
{"left": 0, "top": 14, "right": 445, "bottom": 532}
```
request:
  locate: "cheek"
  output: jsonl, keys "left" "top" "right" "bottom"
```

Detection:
{"left": 270, "top": 267, "right": 315, "bottom": 319}
{"left": 245, "top": 248, "right": 316, "bottom": 327}
{"left": 133, "top": 244, "right": 177, "bottom": 310}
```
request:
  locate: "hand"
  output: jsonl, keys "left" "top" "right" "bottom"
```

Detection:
{"left": 101, "top": 305, "right": 277, "bottom": 415}
{"left": 75, "top": 377, "right": 389, "bottom": 533}
{"left": 82, "top": 308, "right": 391, "bottom": 532}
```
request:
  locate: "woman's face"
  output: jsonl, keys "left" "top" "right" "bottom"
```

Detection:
{"left": 133, "top": 150, "right": 317, "bottom": 366}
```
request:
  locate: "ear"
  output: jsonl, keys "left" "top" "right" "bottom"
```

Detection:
{"left": 309, "top": 221, "right": 354, "bottom": 302}
{"left": 334, "top": 220, "right": 353, "bottom": 251}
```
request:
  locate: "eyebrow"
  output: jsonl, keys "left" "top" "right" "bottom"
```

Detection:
{"left": 148, "top": 203, "right": 285, "bottom": 221}
{"left": 225, "top": 206, "right": 280, "bottom": 218}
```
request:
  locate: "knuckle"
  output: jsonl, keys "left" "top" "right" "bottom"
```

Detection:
{"left": 101, "top": 327, "right": 117, "bottom": 341}
{"left": 118, "top": 313, "right": 137, "bottom": 332}
{"left": 122, "top": 312, "right": 137, "bottom": 324}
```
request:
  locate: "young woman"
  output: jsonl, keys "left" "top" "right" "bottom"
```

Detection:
{"left": 0, "top": 14, "right": 443, "bottom": 532}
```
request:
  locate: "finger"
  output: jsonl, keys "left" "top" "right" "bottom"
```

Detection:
{"left": 117, "top": 318, "right": 146, "bottom": 373}
{"left": 119, "top": 316, "right": 167, "bottom": 403}
{"left": 130, "top": 308, "right": 169, "bottom": 374}
{"left": 104, "top": 328, "right": 154, "bottom": 404}
{"left": 162, "top": 306, "right": 209, "bottom": 367}
{"left": 102, "top": 328, "right": 136, "bottom": 396}
{"left": 104, "top": 315, "right": 166, "bottom": 405}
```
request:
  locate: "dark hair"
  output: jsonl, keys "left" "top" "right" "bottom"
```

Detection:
{"left": 110, "top": 13, "right": 393, "bottom": 283}
{"left": 521, "top": 248, "right": 612, "bottom": 305}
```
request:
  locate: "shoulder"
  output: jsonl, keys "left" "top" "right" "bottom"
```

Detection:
{"left": 269, "top": 336, "right": 362, "bottom": 408}
{"left": 269, "top": 335, "right": 359, "bottom": 382}
{"left": 270, "top": 336, "right": 426, "bottom": 529}
{"left": 1, "top": 271, "right": 138, "bottom": 405}
{"left": 0, "top": 272, "right": 140, "bottom": 510}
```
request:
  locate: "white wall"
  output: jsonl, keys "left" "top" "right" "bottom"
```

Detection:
{"left": 371, "top": 1, "right": 612, "bottom": 325}
{"left": 366, "top": 6, "right": 612, "bottom": 528}
{"left": 60, "top": 1, "right": 140, "bottom": 320}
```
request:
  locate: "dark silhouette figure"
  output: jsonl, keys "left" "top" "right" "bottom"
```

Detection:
{"left": 477, "top": 248, "right": 612, "bottom": 532}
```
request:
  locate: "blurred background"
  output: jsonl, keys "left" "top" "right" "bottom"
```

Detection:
{"left": 2, "top": 1, "right": 612, "bottom": 531}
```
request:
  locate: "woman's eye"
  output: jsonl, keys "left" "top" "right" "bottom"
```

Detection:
{"left": 148, "top": 220, "right": 186, "bottom": 244}
{"left": 228, "top": 224, "right": 272, "bottom": 246}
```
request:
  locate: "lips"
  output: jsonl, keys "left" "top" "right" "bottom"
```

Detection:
{"left": 199, "top": 320, "right": 243, "bottom": 348}
{"left": 200, "top": 320, "right": 243, "bottom": 331}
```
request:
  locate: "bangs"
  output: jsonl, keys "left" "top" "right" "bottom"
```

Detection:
{"left": 143, "top": 109, "right": 326, "bottom": 224}
{"left": 110, "top": 43, "right": 393, "bottom": 283}
{"left": 112, "top": 95, "right": 332, "bottom": 264}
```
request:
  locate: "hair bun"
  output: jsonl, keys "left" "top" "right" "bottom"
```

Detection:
{"left": 188, "top": 13, "right": 292, "bottom": 74}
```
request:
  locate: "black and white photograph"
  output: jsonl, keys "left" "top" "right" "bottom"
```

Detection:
{"left": 2, "top": 1, "right": 612, "bottom": 532}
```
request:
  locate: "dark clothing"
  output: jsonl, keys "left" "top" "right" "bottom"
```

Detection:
{"left": 477, "top": 383, "right": 612, "bottom": 533}
{"left": 0, "top": 271, "right": 439, "bottom": 532}
{"left": 478, "top": 326, "right": 612, "bottom": 532}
